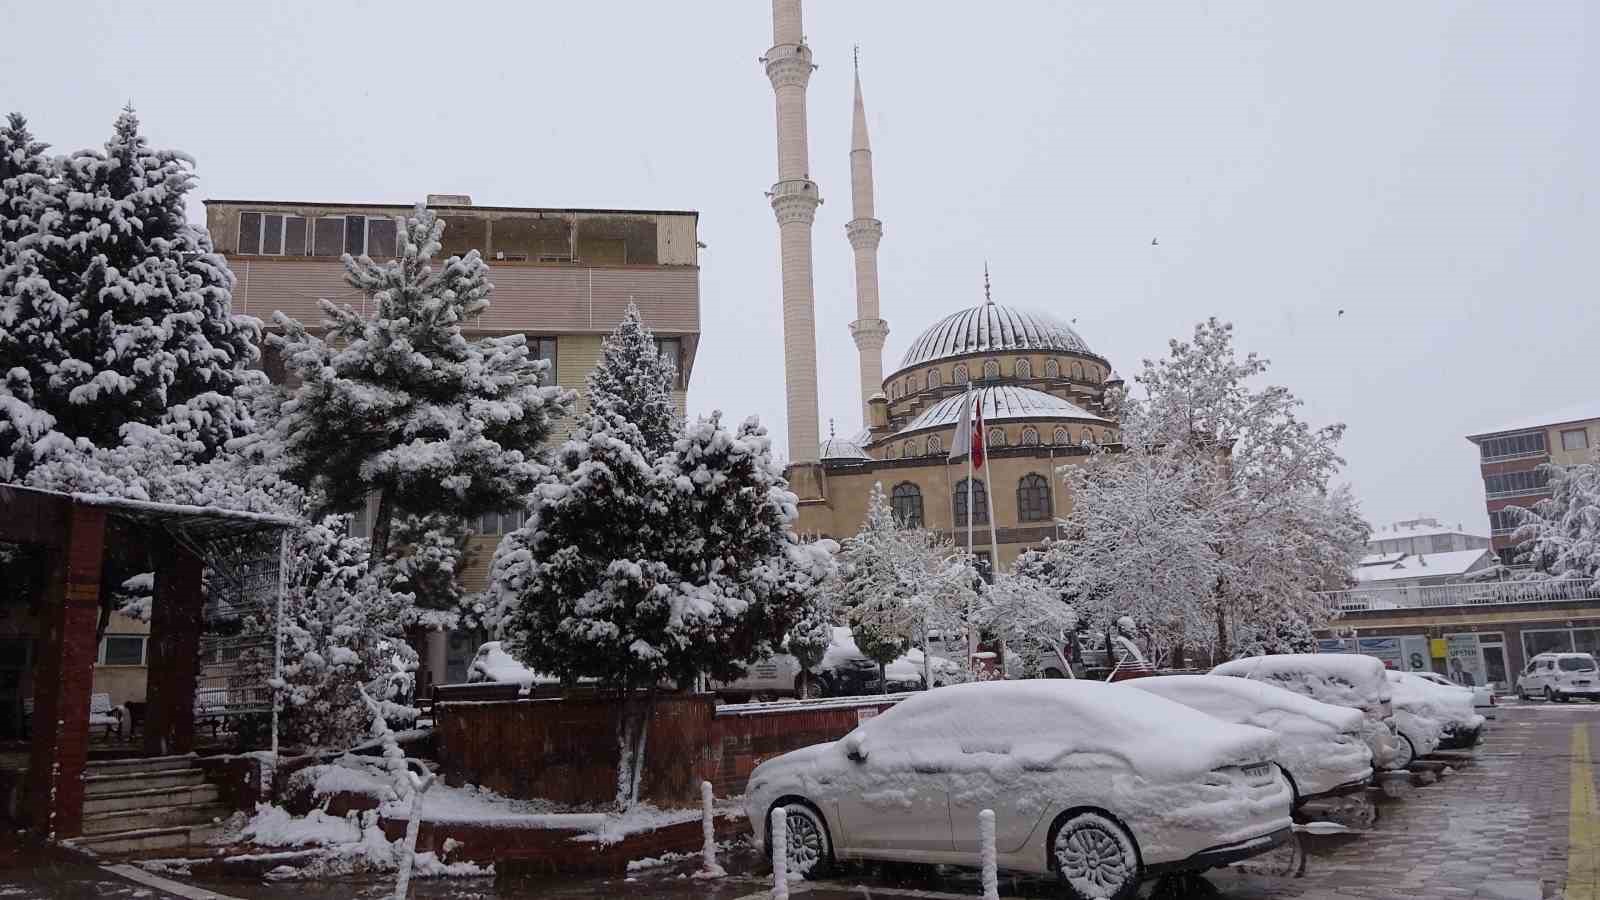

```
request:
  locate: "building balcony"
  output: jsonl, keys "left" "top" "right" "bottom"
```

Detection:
{"left": 1320, "top": 577, "right": 1599, "bottom": 613}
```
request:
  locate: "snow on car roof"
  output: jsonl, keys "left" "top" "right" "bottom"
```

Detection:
{"left": 1126, "top": 674, "right": 1364, "bottom": 734}
{"left": 1211, "top": 653, "right": 1391, "bottom": 706}
{"left": 853, "top": 680, "right": 1278, "bottom": 781}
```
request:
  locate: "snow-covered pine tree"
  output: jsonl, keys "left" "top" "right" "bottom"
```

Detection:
{"left": 0, "top": 108, "right": 263, "bottom": 480}
{"left": 271, "top": 204, "right": 573, "bottom": 561}
{"left": 384, "top": 512, "right": 483, "bottom": 632}
{"left": 1513, "top": 455, "right": 1600, "bottom": 578}
{"left": 584, "top": 301, "right": 680, "bottom": 454}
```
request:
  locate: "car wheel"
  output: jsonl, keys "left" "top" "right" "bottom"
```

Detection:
{"left": 1392, "top": 734, "right": 1416, "bottom": 770}
{"left": 1546, "top": 686, "right": 1560, "bottom": 703}
{"left": 1051, "top": 811, "right": 1142, "bottom": 900}
{"left": 1517, "top": 685, "right": 1528, "bottom": 701}
{"left": 770, "top": 800, "right": 832, "bottom": 879}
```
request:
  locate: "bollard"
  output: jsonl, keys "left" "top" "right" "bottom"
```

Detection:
{"left": 691, "top": 780, "right": 726, "bottom": 879}
{"left": 979, "top": 808, "right": 999, "bottom": 900}
{"left": 771, "top": 806, "right": 789, "bottom": 900}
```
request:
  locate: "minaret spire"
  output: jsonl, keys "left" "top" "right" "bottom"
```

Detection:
{"left": 846, "top": 45, "right": 889, "bottom": 427}
{"left": 763, "top": 0, "right": 823, "bottom": 466}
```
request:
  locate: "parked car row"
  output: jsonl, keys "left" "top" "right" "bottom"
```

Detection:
{"left": 746, "top": 651, "right": 1487, "bottom": 900}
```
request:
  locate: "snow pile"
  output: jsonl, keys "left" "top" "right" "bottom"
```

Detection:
{"left": 222, "top": 804, "right": 492, "bottom": 880}
{"left": 466, "top": 640, "right": 549, "bottom": 687}
{"left": 377, "top": 781, "right": 570, "bottom": 824}
{"left": 572, "top": 804, "right": 704, "bottom": 845}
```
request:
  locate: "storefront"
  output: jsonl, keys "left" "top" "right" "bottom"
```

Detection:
{"left": 1520, "top": 626, "right": 1600, "bottom": 664}
{"left": 1317, "top": 635, "right": 1432, "bottom": 672}
{"left": 1316, "top": 631, "right": 1511, "bottom": 690}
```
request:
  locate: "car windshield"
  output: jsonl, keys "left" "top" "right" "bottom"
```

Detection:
{"left": 1560, "top": 658, "right": 1596, "bottom": 672}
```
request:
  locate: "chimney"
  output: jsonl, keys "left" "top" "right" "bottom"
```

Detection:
{"left": 426, "top": 193, "right": 472, "bottom": 207}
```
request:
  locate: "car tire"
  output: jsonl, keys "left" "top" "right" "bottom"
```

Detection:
{"left": 1517, "top": 685, "right": 1528, "bottom": 701}
{"left": 1050, "top": 810, "right": 1142, "bottom": 900}
{"left": 769, "top": 800, "right": 832, "bottom": 879}
{"left": 1393, "top": 734, "right": 1416, "bottom": 770}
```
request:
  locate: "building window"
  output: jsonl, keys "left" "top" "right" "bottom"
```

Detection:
{"left": 1478, "top": 431, "right": 1547, "bottom": 461}
{"left": 953, "top": 364, "right": 970, "bottom": 383}
{"left": 974, "top": 550, "right": 994, "bottom": 584}
{"left": 1017, "top": 474, "right": 1052, "bottom": 522}
{"left": 891, "top": 382, "right": 901, "bottom": 400}
{"left": 927, "top": 434, "right": 942, "bottom": 455}
{"left": 954, "top": 478, "right": 988, "bottom": 525}
{"left": 982, "top": 359, "right": 1000, "bottom": 380}
{"left": 891, "top": 482, "right": 924, "bottom": 528}
{"left": 1020, "top": 426, "right": 1039, "bottom": 446}
{"left": 530, "top": 336, "right": 558, "bottom": 385}
{"left": 238, "top": 213, "right": 309, "bottom": 256}
{"left": 1431, "top": 534, "right": 1454, "bottom": 553}
{"left": 911, "top": 376, "right": 923, "bottom": 393}
{"left": 1489, "top": 508, "right": 1526, "bottom": 535}
{"left": 1071, "top": 361, "right": 1084, "bottom": 381}
{"left": 101, "top": 635, "right": 146, "bottom": 667}
{"left": 927, "top": 368, "right": 942, "bottom": 389}
{"left": 478, "top": 509, "right": 528, "bottom": 535}
{"left": 310, "top": 215, "right": 398, "bottom": 258}
{"left": 884, "top": 443, "right": 897, "bottom": 459}
{"left": 1081, "top": 428, "right": 1095, "bottom": 447}
{"left": 903, "top": 440, "right": 918, "bottom": 458}
{"left": 1563, "top": 429, "right": 1590, "bottom": 452}
{"left": 1015, "top": 358, "right": 1032, "bottom": 378}
{"left": 1484, "top": 469, "right": 1551, "bottom": 498}
{"left": 1044, "top": 359, "right": 1060, "bottom": 379}
{"left": 988, "top": 426, "right": 1006, "bottom": 447}
{"left": 1088, "top": 367, "right": 1101, "bottom": 384}
{"left": 655, "top": 338, "right": 685, "bottom": 389}
{"left": 1101, "top": 429, "right": 1115, "bottom": 444}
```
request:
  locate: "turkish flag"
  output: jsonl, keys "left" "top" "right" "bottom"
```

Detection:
{"left": 971, "top": 397, "right": 986, "bottom": 470}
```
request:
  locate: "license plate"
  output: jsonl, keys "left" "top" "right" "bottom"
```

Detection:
{"left": 1578, "top": 681, "right": 1591, "bottom": 686}
{"left": 1242, "top": 763, "right": 1271, "bottom": 779}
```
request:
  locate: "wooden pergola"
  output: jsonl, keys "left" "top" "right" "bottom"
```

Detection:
{"left": 0, "top": 484, "right": 296, "bottom": 838}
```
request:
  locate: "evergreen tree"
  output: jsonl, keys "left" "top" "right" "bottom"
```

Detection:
{"left": 272, "top": 204, "right": 572, "bottom": 560}
{"left": 0, "top": 107, "right": 262, "bottom": 480}
{"left": 385, "top": 512, "right": 483, "bottom": 631}
{"left": 1514, "top": 456, "right": 1600, "bottom": 578}
{"left": 584, "top": 302, "right": 680, "bottom": 454}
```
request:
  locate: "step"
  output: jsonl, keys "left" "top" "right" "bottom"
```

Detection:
{"left": 84, "top": 783, "right": 221, "bottom": 815}
{"left": 85, "top": 754, "right": 198, "bottom": 776}
{"left": 84, "top": 768, "right": 205, "bottom": 797}
{"left": 82, "top": 801, "right": 232, "bottom": 836}
{"left": 65, "top": 821, "right": 224, "bottom": 857}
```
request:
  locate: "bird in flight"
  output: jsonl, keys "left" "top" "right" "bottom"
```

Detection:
{"left": 1338, "top": 309, "right": 1345, "bottom": 317}
{"left": 1151, "top": 237, "right": 1159, "bottom": 246}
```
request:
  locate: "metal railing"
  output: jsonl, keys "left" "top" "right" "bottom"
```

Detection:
{"left": 1321, "top": 578, "right": 1600, "bottom": 612}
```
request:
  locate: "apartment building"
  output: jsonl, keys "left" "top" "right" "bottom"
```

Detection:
{"left": 1466, "top": 404, "right": 1600, "bottom": 565}
{"left": 1366, "top": 517, "right": 1491, "bottom": 557}
{"left": 204, "top": 195, "right": 701, "bottom": 684}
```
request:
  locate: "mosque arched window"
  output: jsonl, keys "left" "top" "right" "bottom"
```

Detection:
{"left": 983, "top": 359, "right": 1000, "bottom": 380}
{"left": 1044, "top": 358, "right": 1060, "bottom": 379}
{"left": 1015, "top": 358, "right": 1032, "bottom": 379}
{"left": 1088, "top": 367, "right": 1101, "bottom": 384}
{"left": 1103, "top": 429, "right": 1116, "bottom": 445}
{"left": 1081, "top": 428, "right": 1095, "bottom": 447}
{"left": 988, "top": 426, "right": 1006, "bottom": 447}
{"left": 903, "top": 439, "right": 918, "bottom": 458}
{"left": 1053, "top": 426, "right": 1071, "bottom": 445}
{"left": 927, "top": 368, "right": 941, "bottom": 389}
{"left": 885, "top": 443, "right": 897, "bottom": 459}
{"left": 953, "top": 363, "right": 969, "bottom": 384}
{"left": 891, "top": 482, "right": 924, "bottom": 528}
{"left": 1020, "top": 426, "right": 1039, "bottom": 446}
{"left": 911, "top": 376, "right": 923, "bottom": 393}
{"left": 1017, "top": 474, "right": 1052, "bottom": 523}
{"left": 927, "top": 434, "right": 942, "bottom": 455}
{"left": 1071, "top": 361, "right": 1084, "bottom": 381}
{"left": 954, "top": 477, "right": 988, "bottom": 526}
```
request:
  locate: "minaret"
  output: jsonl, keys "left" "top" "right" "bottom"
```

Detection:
{"left": 764, "top": 0, "right": 822, "bottom": 466}
{"left": 846, "top": 47, "right": 889, "bottom": 427}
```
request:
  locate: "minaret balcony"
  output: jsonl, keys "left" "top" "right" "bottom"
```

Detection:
{"left": 770, "top": 179, "right": 821, "bottom": 225}
{"left": 763, "top": 42, "right": 815, "bottom": 89}
{"left": 845, "top": 218, "right": 883, "bottom": 249}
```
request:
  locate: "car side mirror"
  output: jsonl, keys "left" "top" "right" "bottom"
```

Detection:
{"left": 843, "top": 734, "right": 866, "bottom": 763}
{"left": 846, "top": 748, "right": 867, "bottom": 763}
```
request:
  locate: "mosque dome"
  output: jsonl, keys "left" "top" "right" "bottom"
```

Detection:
{"left": 819, "top": 435, "right": 872, "bottom": 462}
{"left": 895, "top": 384, "right": 1108, "bottom": 437}
{"left": 896, "top": 303, "right": 1093, "bottom": 372}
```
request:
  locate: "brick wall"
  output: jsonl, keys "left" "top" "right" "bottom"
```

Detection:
{"left": 436, "top": 694, "right": 905, "bottom": 806}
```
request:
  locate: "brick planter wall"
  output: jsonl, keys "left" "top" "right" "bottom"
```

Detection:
{"left": 436, "top": 693, "right": 907, "bottom": 807}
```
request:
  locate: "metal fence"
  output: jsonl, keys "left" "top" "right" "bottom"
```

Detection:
{"left": 1321, "top": 578, "right": 1600, "bottom": 612}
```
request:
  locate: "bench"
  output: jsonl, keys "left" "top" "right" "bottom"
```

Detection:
{"left": 21, "top": 693, "right": 123, "bottom": 739}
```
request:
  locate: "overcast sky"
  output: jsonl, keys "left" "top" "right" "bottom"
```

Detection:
{"left": 2, "top": 1, "right": 1594, "bottom": 535}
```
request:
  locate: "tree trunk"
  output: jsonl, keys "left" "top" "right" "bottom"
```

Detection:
{"left": 615, "top": 685, "right": 657, "bottom": 811}
{"left": 879, "top": 661, "right": 888, "bottom": 695}
{"left": 1215, "top": 605, "right": 1228, "bottom": 661}
{"left": 369, "top": 488, "right": 394, "bottom": 565}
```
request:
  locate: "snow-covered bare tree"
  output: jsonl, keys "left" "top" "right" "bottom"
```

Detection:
{"left": 0, "top": 107, "right": 262, "bottom": 481}
{"left": 492, "top": 309, "right": 829, "bottom": 807}
{"left": 1044, "top": 319, "right": 1366, "bottom": 664}
{"left": 977, "top": 570, "right": 1080, "bottom": 678}
{"left": 1512, "top": 454, "right": 1600, "bottom": 578}
{"left": 271, "top": 204, "right": 572, "bottom": 561}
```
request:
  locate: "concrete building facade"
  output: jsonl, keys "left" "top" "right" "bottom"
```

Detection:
{"left": 1466, "top": 405, "right": 1600, "bottom": 565}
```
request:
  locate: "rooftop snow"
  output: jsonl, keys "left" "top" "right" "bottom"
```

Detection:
{"left": 1367, "top": 522, "right": 1487, "bottom": 542}
{"left": 1469, "top": 401, "right": 1600, "bottom": 439}
{"left": 897, "top": 304, "right": 1096, "bottom": 371}
{"left": 1353, "top": 549, "right": 1494, "bottom": 583}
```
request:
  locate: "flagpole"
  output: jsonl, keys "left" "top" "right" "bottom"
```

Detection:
{"left": 964, "top": 387, "right": 977, "bottom": 666}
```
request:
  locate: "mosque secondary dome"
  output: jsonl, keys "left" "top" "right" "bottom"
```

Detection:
{"left": 897, "top": 303, "right": 1094, "bottom": 372}
{"left": 895, "top": 384, "right": 1108, "bottom": 437}
{"left": 818, "top": 435, "right": 873, "bottom": 461}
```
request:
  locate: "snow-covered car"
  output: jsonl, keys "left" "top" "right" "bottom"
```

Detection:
{"left": 1382, "top": 671, "right": 1445, "bottom": 765}
{"left": 713, "top": 653, "right": 802, "bottom": 701}
{"left": 816, "top": 627, "right": 964, "bottom": 697}
{"left": 1414, "top": 671, "right": 1496, "bottom": 712}
{"left": 1124, "top": 674, "right": 1373, "bottom": 805}
{"left": 1210, "top": 653, "right": 1403, "bottom": 771}
{"left": 1517, "top": 652, "right": 1600, "bottom": 702}
{"left": 1396, "top": 672, "right": 1487, "bottom": 750}
{"left": 746, "top": 680, "right": 1293, "bottom": 900}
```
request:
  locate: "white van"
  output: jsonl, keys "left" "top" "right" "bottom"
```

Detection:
{"left": 1517, "top": 652, "right": 1600, "bottom": 702}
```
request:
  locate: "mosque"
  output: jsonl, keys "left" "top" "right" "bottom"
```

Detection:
{"left": 763, "top": 0, "right": 1123, "bottom": 573}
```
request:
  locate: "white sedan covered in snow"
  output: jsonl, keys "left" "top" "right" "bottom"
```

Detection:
{"left": 1399, "top": 672, "right": 1487, "bottom": 749}
{"left": 746, "top": 681, "right": 1293, "bottom": 900}
{"left": 1124, "top": 674, "right": 1373, "bottom": 805}
{"left": 1383, "top": 671, "right": 1449, "bottom": 762}
{"left": 1211, "top": 653, "right": 1404, "bottom": 770}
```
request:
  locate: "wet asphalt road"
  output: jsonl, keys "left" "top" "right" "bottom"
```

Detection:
{"left": 2, "top": 700, "right": 1592, "bottom": 899}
